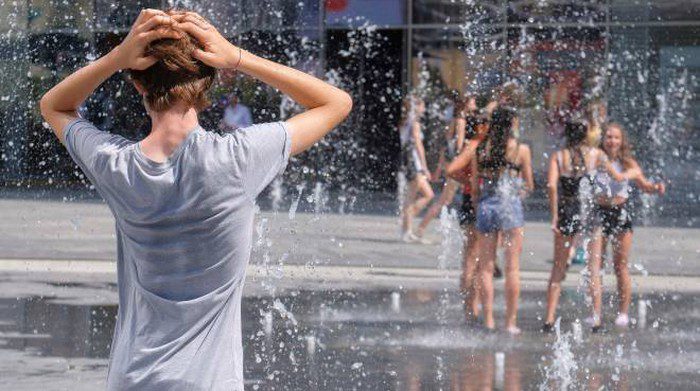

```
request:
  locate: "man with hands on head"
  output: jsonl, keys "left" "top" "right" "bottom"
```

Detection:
{"left": 40, "top": 9, "right": 351, "bottom": 391}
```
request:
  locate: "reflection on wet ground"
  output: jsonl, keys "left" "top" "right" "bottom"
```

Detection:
{"left": 1, "top": 289, "right": 699, "bottom": 390}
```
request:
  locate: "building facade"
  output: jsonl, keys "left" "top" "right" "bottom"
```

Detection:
{"left": 0, "top": 1, "right": 697, "bottom": 216}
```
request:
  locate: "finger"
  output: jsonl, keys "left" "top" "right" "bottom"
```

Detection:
{"left": 172, "top": 12, "right": 204, "bottom": 24}
{"left": 135, "top": 8, "right": 167, "bottom": 24}
{"left": 175, "top": 21, "right": 208, "bottom": 41}
{"left": 139, "top": 14, "right": 175, "bottom": 32}
{"left": 142, "top": 28, "right": 182, "bottom": 43}
{"left": 133, "top": 55, "right": 158, "bottom": 70}
{"left": 184, "top": 11, "right": 210, "bottom": 24}
{"left": 180, "top": 14, "right": 210, "bottom": 30}
{"left": 191, "top": 48, "right": 219, "bottom": 67}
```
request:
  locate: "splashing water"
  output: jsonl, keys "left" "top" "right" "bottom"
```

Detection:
{"left": 312, "top": 181, "right": 328, "bottom": 216}
{"left": 540, "top": 319, "right": 579, "bottom": 390}
{"left": 437, "top": 206, "right": 461, "bottom": 270}
{"left": 269, "top": 177, "right": 284, "bottom": 213}
{"left": 272, "top": 298, "right": 298, "bottom": 327}
{"left": 288, "top": 184, "right": 305, "bottom": 220}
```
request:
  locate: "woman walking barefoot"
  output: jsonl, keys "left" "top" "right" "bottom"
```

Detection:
{"left": 468, "top": 107, "right": 533, "bottom": 334}
{"left": 40, "top": 9, "right": 351, "bottom": 389}
{"left": 587, "top": 123, "right": 665, "bottom": 331}
{"left": 399, "top": 95, "right": 435, "bottom": 242}
{"left": 415, "top": 93, "right": 475, "bottom": 240}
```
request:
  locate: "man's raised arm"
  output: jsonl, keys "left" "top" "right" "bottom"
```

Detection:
{"left": 173, "top": 11, "right": 352, "bottom": 156}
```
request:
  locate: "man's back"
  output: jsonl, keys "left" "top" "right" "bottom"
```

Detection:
{"left": 63, "top": 118, "right": 290, "bottom": 390}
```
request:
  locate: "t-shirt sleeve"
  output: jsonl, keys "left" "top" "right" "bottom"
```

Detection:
{"left": 233, "top": 121, "right": 292, "bottom": 200}
{"left": 62, "top": 118, "right": 124, "bottom": 186}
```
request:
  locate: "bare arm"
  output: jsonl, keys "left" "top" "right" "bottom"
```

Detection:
{"left": 446, "top": 119, "right": 488, "bottom": 182}
{"left": 413, "top": 122, "right": 430, "bottom": 176}
{"left": 547, "top": 154, "right": 560, "bottom": 233}
{"left": 597, "top": 149, "right": 640, "bottom": 182}
{"left": 520, "top": 144, "right": 535, "bottom": 194}
{"left": 454, "top": 117, "right": 466, "bottom": 152}
{"left": 174, "top": 12, "right": 352, "bottom": 156}
{"left": 630, "top": 160, "right": 665, "bottom": 195}
{"left": 446, "top": 142, "right": 477, "bottom": 183}
{"left": 40, "top": 9, "right": 178, "bottom": 141}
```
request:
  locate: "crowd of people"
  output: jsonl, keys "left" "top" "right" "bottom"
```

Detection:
{"left": 398, "top": 85, "right": 665, "bottom": 334}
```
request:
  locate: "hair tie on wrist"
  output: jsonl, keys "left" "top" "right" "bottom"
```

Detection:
{"left": 234, "top": 47, "right": 242, "bottom": 70}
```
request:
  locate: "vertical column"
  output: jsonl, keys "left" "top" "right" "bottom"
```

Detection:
{"left": 0, "top": 1, "right": 29, "bottom": 181}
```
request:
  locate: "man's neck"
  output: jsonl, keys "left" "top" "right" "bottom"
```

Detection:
{"left": 140, "top": 103, "right": 200, "bottom": 162}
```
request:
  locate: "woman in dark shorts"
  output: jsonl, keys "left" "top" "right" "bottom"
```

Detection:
{"left": 542, "top": 121, "right": 630, "bottom": 332}
{"left": 587, "top": 123, "right": 665, "bottom": 331}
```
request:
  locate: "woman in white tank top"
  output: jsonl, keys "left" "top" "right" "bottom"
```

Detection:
{"left": 399, "top": 95, "right": 434, "bottom": 242}
{"left": 586, "top": 123, "right": 665, "bottom": 331}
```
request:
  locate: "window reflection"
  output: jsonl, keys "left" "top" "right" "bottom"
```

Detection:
{"left": 413, "top": 0, "right": 503, "bottom": 25}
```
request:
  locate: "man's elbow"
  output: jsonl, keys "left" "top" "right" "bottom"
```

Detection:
{"left": 39, "top": 94, "right": 51, "bottom": 119}
{"left": 336, "top": 91, "right": 353, "bottom": 119}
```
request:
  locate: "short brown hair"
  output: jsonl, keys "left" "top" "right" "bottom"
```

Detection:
{"left": 128, "top": 12, "right": 216, "bottom": 112}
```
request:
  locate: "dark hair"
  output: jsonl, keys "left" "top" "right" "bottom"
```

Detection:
{"left": 478, "top": 107, "right": 517, "bottom": 172}
{"left": 564, "top": 121, "right": 588, "bottom": 148}
{"left": 128, "top": 10, "right": 217, "bottom": 112}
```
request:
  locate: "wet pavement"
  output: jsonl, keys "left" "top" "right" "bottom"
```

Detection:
{"left": 1, "top": 199, "right": 699, "bottom": 389}
{"left": 2, "top": 286, "right": 699, "bottom": 390}
{"left": 0, "top": 198, "right": 697, "bottom": 276}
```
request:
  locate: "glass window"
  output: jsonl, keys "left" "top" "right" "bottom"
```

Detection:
{"left": 507, "top": 0, "right": 607, "bottom": 24}
{"left": 28, "top": 0, "right": 94, "bottom": 35}
{"left": 327, "top": 0, "right": 405, "bottom": 28}
{"left": 611, "top": 0, "right": 700, "bottom": 23}
{"left": 94, "top": 0, "right": 161, "bottom": 31}
{"left": 413, "top": 0, "right": 504, "bottom": 25}
{"left": 219, "top": 0, "right": 321, "bottom": 32}
{"left": 505, "top": 26, "right": 607, "bottom": 171}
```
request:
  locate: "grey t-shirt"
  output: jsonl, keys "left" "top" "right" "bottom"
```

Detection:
{"left": 63, "top": 118, "right": 291, "bottom": 390}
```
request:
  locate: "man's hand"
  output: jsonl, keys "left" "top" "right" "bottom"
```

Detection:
{"left": 171, "top": 11, "right": 240, "bottom": 69}
{"left": 172, "top": 11, "right": 351, "bottom": 156}
{"left": 110, "top": 9, "right": 181, "bottom": 70}
{"left": 40, "top": 8, "right": 179, "bottom": 141}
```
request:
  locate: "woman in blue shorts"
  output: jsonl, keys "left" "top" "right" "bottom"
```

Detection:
{"left": 470, "top": 107, "right": 533, "bottom": 334}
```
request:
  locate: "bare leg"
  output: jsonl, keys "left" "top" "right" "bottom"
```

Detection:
{"left": 461, "top": 224, "right": 480, "bottom": 319}
{"left": 412, "top": 174, "right": 435, "bottom": 217}
{"left": 416, "top": 179, "right": 458, "bottom": 237}
{"left": 612, "top": 232, "right": 633, "bottom": 316}
{"left": 587, "top": 229, "right": 604, "bottom": 326}
{"left": 503, "top": 228, "right": 523, "bottom": 330}
{"left": 545, "top": 232, "right": 573, "bottom": 325}
{"left": 401, "top": 180, "right": 419, "bottom": 234}
{"left": 477, "top": 231, "right": 497, "bottom": 329}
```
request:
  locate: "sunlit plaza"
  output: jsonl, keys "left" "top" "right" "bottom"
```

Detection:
{"left": 0, "top": 1, "right": 698, "bottom": 390}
